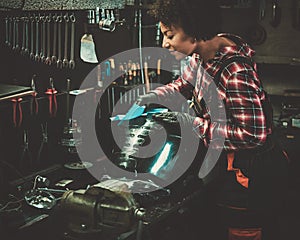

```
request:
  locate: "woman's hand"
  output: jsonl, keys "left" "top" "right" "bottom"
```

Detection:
{"left": 152, "top": 112, "right": 195, "bottom": 135}
{"left": 135, "top": 92, "right": 158, "bottom": 106}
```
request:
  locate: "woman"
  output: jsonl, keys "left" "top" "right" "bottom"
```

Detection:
{"left": 139, "top": 0, "right": 269, "bottom": 150}
{"left": 136, "top": 0, "right": 288, "bottom": 239}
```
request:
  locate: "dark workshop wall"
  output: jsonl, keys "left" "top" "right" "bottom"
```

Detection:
{"left": 0, "top": 1, "right": 159, "bottom": 182}
{"left": 0, "top": 0, "right": 299, "bottom": 183}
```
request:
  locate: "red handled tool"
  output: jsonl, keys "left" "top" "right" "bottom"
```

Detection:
{"left": 11, "top": 97, "right": 23, "bottom": 127}
{"left": 45, "top": 77, "right": 57, "bottom": 117}
{"left": 30, "top": 75, "right": 38, "bottom": 115}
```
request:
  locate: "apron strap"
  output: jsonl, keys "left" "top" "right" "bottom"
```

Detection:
{"left": 227, "top": 152, "right": 249, "bottom": 188}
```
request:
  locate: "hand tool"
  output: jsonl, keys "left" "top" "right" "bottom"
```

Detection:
{"left": 65, "top": 79, "right": 71, "bottom": 123}
{"left": 40, "top": 15, "right": 46, "bottom": 62}
{"left": 34, "top": 15, "right": 40, "bottom": 61}
{"left": 270, "top": 0, "right": 281, "bottom": 27}
{"left": 51, "top": 14, "right": 58, "bottom": 64}
{"left": 132, "top": 62, "right": 137, "bottom": 85}
{"left": 144, "top": 61, "right": 150, "bottom": 93}
{"left": 45, "top": 78, "right": 57, "bottom": 117}
{"left": 155, "top": 22, "right": 161, "bottom": 46}
{"left": 120, "top": 92, "right": 123, "bottom": 105}
{"left": 45, "top": 15, "right": 52, "bottom": 65}
{"left": 12, "top": 17, "right": 16, "bottom": 50}
{"left": 29, "top": 15, "right": 35, "bottom": 60}
{"left": 105, "top": 61, "right": 112, "bottom": 113}
{"left": 24, "top": 16, "right": 29, "bottom": 55}
{"left": 56, "top": 14, "right": 63, "bottom": 68}
{"left": 136, "top": 62, "right": 141, "bottom": 85}
{"left": 15, "top": 17, "right": 20, "bottom": 51}
{"left": 111, "top": 86, "right": 115, "bottom": 111}
{"left": 5, "top": 16, "right": 9, "bottom": 46}
{"left": 62, "top": 13, "right": 69, "bottom": 68}
{"left": 36, "top": 123, "right": 48, "bottom": 164}
{"left": 259, "top": 0, "right": 266, "bottom": 21}
{"left": 95, "top": 7, "right": 100, "bottom": 23}
{"left": 18, "top": 214, "right": 49, "bottom": 230}
{"left": 20, "top": 130, "right": 33, "bottom": 169}
{"left": 87, "top": 9, "right": 95, "bottom": 24}
{"left": 30, "top": 75, "right": 38, "bottom": 115}
{"left": 123, "top": 62, "right": 128, "bottom": 85}
{"left": 11, "top": 97, "right": 23, "bottom": 127}
{"left": 21, "top": 17, "right": 26, "bottom": 54}
{"left": 95, "top": 65, "right": 102, "bottom": 118}
{"left": 8, "top": 16, "right": 12, "bottom": 47}
{"left": 68, "top": 13, "right": 76, "bottom": 69}
{"left": 156, "top": 59, "right": 161, "bottom": 84}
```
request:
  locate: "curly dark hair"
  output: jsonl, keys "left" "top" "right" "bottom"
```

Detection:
{"left": 148, "top": 0, "right": 221, "bottom": 41}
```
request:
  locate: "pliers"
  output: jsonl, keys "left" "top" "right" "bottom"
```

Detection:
{"left": 45, "top": 78, "right": 57, "bottom": 117}
{"left": 30, "top": 75, "right": 39, "bottom": 115}
{"left": 11, "top": 97, "right": 23, "bottom": 127}
{"left": 36, "top": 123, "right": 48, "bottom": 164}
{"left": 20, "top": 130, "right": 33, "bottom": 168}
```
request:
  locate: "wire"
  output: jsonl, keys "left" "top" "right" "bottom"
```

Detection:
{"left": 0, "top": 196, "right": 24, "bottom": 213}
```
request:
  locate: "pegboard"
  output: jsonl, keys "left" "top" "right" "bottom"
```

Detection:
{"left": 0, "top": 0, "right": 126, "bottom": 11}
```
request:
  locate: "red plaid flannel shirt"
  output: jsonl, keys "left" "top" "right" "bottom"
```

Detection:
{"left": 152, "top": 34, "right": 269, "bottom": 150}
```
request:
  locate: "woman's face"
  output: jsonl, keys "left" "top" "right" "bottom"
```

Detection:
{"left": 160, "top": 22, "right": 196, "bottom": 60}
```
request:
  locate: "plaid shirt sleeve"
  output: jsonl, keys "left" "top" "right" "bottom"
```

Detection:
{"left": 152, "top": 52, "right": 268, "bottom": 150}
{"left": 152, "top": 56, "right": 198, "bottom": 99}
{"left": 193, "top": 62, "right": 268, "bottom": 150}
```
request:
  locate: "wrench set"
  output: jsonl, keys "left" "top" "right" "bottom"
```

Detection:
{"left": 4, "top": 12, "right": 77, "bottom": 69}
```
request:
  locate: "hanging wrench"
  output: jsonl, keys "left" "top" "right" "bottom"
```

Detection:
{"left": 51, "top": 14, "right": 58, "bottom": 64}
{"left": 7, "top": 16, "right": 12, "bottom": 47}
{"left": 62, "top": 13, "right": 69, "bottom": 68}
{"left": 29, "top": 15, "right": 35, "bottom": 60}
{"left": 68, "top": 13, "right": 76, "bottom": 69}
{"left": 14, "top": 17, "right": 20, "bottom": 51}
{"left": 5, "top": 16, "right": 9, "bottom": 46}
{"left": 35, "top": 15, "right": 40, "bottom": 62}
{"left": 40, "top": 15, "right": 46, "bottom": 63}
{"left": 20, "top": 17, "right": 26, "bottom": 55}
{"left": 45, "top": 15, "right": 52, "bottom": 65}
{"left": 24, "top": 16, "right": 30, "bottom": 56}
{"left": 12, "top": 17, "right": 16, "bottom": 50}
{"left": 56, "top": 14, "right": 63, "bottom": 69}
